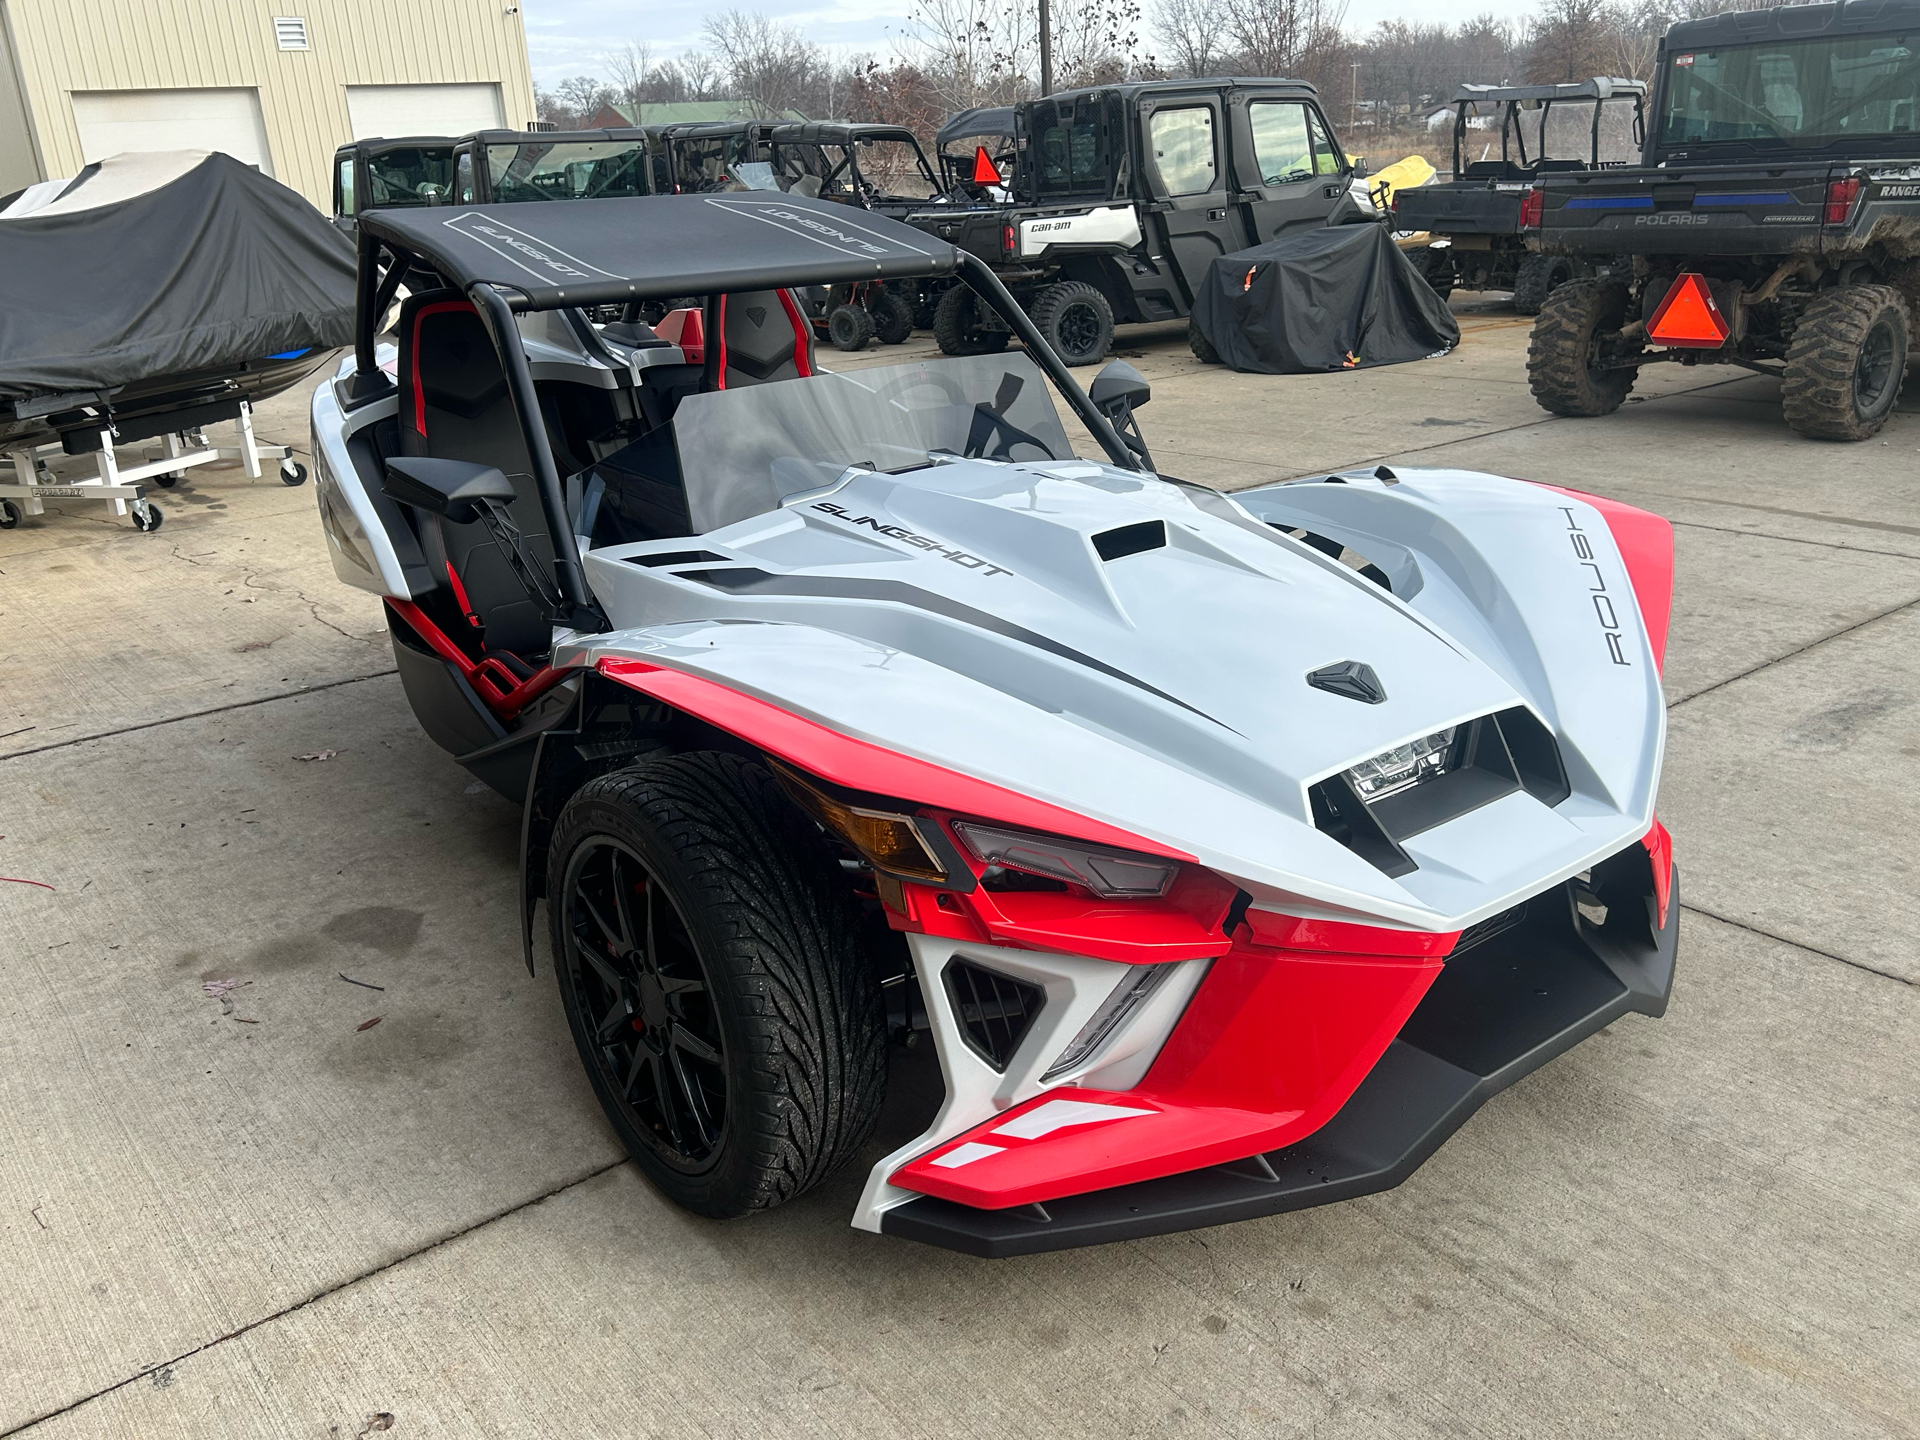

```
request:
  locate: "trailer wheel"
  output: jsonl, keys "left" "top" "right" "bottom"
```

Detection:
{"left": 1782, "top": 284, "right": 1910, "bottom": 442}
{"left": 869, "top": 289, "right": 915, "bottom": 345}
{"left": 1188, "top": 321, "right": 1222, "bottom": 365}
{"left": 1512, "top": 254, "right": 1575, "bottom": 316}
{"left": 279, "top": 458, "right": 308, "bottom": 486}
{"left": 547, "top": 752, "right": 887, "bottom": 1218}
{"left": 1029, "top": 281, "right": 1114, "bottom": 366}
{"left": 131, "top": 501, "right": 164, "bottom": 533}
{"left": 1528, "top": 279, "right": 1638, "bottom": 418}
{"left": 932, "top": 284, "right": 1008, "bottom": 356}
{"left": 828, "top": 304, "right": 875, "bottom": 352}
{"left": 0, "top": 499, "right": 20, "bottom": 529}
{"left": 1407, "top": 246, "right": 1455, "bottom": 301}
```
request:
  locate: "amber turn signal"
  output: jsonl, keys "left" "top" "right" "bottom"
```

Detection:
{"left": 772, "top": 764, "right": 949, "bottom": 882}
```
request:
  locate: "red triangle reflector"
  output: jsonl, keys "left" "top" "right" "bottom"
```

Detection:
{"left": 972, "top": 145, "right": 1002, "bottom": 186}
{"left": 1647, "top": 273, "right": 1729, "bottom": 348}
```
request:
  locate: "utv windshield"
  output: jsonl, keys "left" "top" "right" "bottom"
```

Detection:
{"left": 594, "top": 354, "right": 1074, "bottom": 538}
{"left": 485, "top": 141, "right": 651, "bottom": 201}
{"left": 1657, "top": 34, "right": 1918, "bottom": 147}
{"left": 366, "top": 147, "right": 455, "bottom": 206}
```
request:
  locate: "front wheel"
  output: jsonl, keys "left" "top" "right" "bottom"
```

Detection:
{"left": 1028, "top": 280, "right": 1114, "bottom": 366}
{"left": 931, "top": 283, "right": 1009, "bottom": 356}
{"left": 1782, "top": 284, "right": 1910, "bottom": 441}
{"left": 827, "top": 304, "right": 875, "bottom": 352}
{"left": 547, "top": 752, "right": 886, "bottom": 1218}
{"left": 1528, "top": 279, "right": 1638, "bottom": 418}
{"left": 869, "top": 289, "right": 915, "bottom": 345}
{"left": 1511, "top": 253, "right": 1575, "bottom": 316}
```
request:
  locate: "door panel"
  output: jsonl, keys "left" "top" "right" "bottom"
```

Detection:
{"left": 1232, "top": 97, "right": 1351, "bottom": 241}
{"left": 1140, "top": 95, "right": 1251, "bottom": 310}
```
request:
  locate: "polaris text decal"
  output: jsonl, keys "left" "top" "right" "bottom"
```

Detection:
{"left": 811, "top": 502, "right": 1013, "bottom": 576}
{"left": 1561, "top": 507, "right": 1631, "bottom": 666}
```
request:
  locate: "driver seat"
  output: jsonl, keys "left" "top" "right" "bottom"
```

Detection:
{"left": 395, "top": 290, "right": 556, "bottom": 665}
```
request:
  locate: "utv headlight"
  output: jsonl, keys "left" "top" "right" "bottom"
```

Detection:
{"left": 951, "top": 822, "right": 1177, "bottom": 898}
{"left": 1344, "top": 727, "right": 1458, "bottom": 802}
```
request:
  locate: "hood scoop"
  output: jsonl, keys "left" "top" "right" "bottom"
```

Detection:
{"left": 1092, "top": 520, "right": 1166, "bottom": 562}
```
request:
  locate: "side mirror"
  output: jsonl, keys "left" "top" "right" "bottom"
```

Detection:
{"left": 1089, "top": 360, "right": 1150, "bottom": 414}
{"left": 383, "top": 457, "right": 517, "bottom": 525}
{"left": 1350, "top": 158, "right": 1370, "bottom": 179}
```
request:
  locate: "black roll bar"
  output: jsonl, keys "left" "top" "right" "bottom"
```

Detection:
{"left": 954, "top": 253, "right": 1143, "bottom": 474}
{"left": 467, "top": 282, "right": 607, "bottom": 632}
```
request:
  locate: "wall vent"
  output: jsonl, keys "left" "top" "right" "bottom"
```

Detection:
{"left": 273, "top": 17, "right": 310, "bottom": 50}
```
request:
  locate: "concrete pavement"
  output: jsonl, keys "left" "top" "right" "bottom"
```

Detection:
{"left": 1, "top": 302, "right": 1915, "bottom": 1438}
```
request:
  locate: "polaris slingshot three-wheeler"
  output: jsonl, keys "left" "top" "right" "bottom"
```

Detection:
{"left": 311, "top": 194, "right": 1679, "bottom": 1256}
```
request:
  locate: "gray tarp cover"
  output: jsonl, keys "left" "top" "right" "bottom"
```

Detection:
{"left": 1189, "top": 223, "right": 1459, "bottom": 375}
{"left": 0, "top": 153, "right": 355, "bottom": 401}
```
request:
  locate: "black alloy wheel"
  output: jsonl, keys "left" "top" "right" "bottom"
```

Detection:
{"left": 547, "top": 753, "right": 887, "bottom": 1218}
{"left": 560, "top": 836, "right": 728, "bottom": 1171}
{"left": 1029, "top": 280, "right": 1114, "bottom": 367}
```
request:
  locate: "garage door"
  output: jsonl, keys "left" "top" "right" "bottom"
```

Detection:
{"left": 345, "top": 84, "right": 504, "bottom": 141}
{"left": 71, "top": 88, "right": 273, "bottom": 173}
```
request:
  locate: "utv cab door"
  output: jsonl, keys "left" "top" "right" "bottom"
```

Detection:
{"left": 1139, "top": 94, "right": 1251, "bottom": 310}
{"left": 1232, "top": 95, "right": 1353, "bottom": 243}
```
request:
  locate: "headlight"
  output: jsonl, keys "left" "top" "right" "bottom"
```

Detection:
{"left": 952, "top": 821, "right": 1177, "bottom": 898}
{"left": 1344, "top": 727, "right": 1458, "bottom": 802}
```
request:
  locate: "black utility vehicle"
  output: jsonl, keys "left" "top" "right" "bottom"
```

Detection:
{"left": 331, "top": 137, "right": 457, "bottom": 236}
{"left": 908, "top": 80, "right": 1370, "bottom": 365}
{"left": 768, "top": 123, "right": 949, "bottom": 348}
{"left": 1527, "top": 0, "right": 1918, "bottom": 440}
{"left": 657, "top": 121, "right": 781, "bottom": 193}
{"left": 932, "top": 106, "right": 1018, "bottom": 200}
{"left": 448, "top": 129, "right": 657, "bottom": 205}
{"left": 1395, "top": 79, "right": 1645, "bottom": 313}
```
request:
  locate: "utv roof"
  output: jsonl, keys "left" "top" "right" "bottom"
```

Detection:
{"left": 936, "top": 106, "right": 1016, "bottom": 148}
{"left": 334, "top": 135, "right": 455, "bottom": 156}
{"left": 461, "top": 127, "right": 654, "bottom": 145}
{"left": 773, "top": 122, "right": 922, "bottom": 145}
{"left": 359, "top": 193, "right": 958, "bottom": 308}
{"left": 1449, "top": 78, "right": 1646, "bottom": 104}
{"left": 1040, "top": 76, "right": 1319, "bottom": 106}
{"left": 1666, "top": 0, "right": 1917, "bottom": 48}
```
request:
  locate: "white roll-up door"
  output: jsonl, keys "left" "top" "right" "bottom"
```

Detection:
{"left": 70, "top": 88, "right": 273, "bottom": 174}
{"left": 345, "top": 84, "right": 504, "bottom": 141}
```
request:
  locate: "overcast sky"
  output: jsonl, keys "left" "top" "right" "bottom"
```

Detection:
{"left": 520, "top": 0, "right": 1545, "bottom": 86}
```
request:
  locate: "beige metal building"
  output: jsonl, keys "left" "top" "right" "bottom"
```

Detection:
{"left": 0, "top": 0, "right": 535, "bottom": 206}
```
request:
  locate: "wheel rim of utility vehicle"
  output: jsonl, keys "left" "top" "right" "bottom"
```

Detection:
{"left": 562, "top": 837, "right": 727, "bottom": 1170}
{"left": 1856, "top": 316, "right": 1898, "bottom": 414}
{"left": 1056, "top": 301, "right": 1103, "bottom": 359}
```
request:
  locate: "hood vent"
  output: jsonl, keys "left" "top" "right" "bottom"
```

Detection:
{"left": 1092, "top": 520, "right": 1166, "bottom": 561}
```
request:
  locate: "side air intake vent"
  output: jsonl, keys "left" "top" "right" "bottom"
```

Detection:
{"left": 1311, "top": 711, "right": 1572, "bottom": 877}
{"left": 944, "top": 960, "right": 1044, "bottom": 1071}
{"left": 1093, "top": 520, "right": 1166, "bottom": 561}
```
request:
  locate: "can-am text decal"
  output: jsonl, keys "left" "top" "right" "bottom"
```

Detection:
{"left": 811, "top": 502, "right": 1012, "bottom": 576}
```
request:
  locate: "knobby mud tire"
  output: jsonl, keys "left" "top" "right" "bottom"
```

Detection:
{"left": 1528, "top": 279, "right": 1638, "bottom": 418}
{"left": 932, "top": 284, "right": 1009, "bottom": 357}
{"left": 1511, "top": 253, "right": 1575, "bottom": 317}
{"left": 1781, "top": 284, "right": 1910, "bottom": 442}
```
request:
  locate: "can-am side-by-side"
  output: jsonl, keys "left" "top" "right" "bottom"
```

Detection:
{"left": 311, "top": 195, "right": 1678, "bottom": 1256}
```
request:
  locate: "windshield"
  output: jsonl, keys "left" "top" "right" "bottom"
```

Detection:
{"left": 365, "top": 147, "right": 454, "bottom": 206}
{"left": 485, "top": 141, "right": 651, "bottom": 201}
{"left": 1538, "top": 97, "right": 1643, "bottom": 165}
{"left": 1658, "top": 33, "right": 1918, "bottom": 147}
{"left": 596, "top": 354, "right": 1074, "bottom": 538}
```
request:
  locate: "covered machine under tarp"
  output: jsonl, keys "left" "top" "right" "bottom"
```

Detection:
{"left": 1189, "top": 224, "right": 1459, "bottom": 375}
{"left": 0, "top": 151, "right": 355, "bottom": 404}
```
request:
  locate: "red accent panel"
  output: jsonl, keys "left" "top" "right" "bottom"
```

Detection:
{"left": 894, "top": 938, "right": 1443, "bottom": 1208}
{"left": 653, "top": 307, "right": 704, "bottom": 364}
{"left": 407, "top": 299, "right": 478, "bottom": 438}
{"left": 713, "top": 294, "right": 729, "bottom": 389}
{"left": 1647, "top": 273, "right": 1730, "bottom": 349}
{"left": 1531, "top": 483, "right": 1675, "bottom": 671}
{"left": 387, "top": 598, "right": 574, "bottom": 721}
{"left": 776, "top": 288, "right": 814, "bottom": 378}
{"left": 597, "top": 659, "right": 1192, "bottom": 860}
{"left": 1241, "top": 908, "right": 1459, "bottom": 957}
{"left": 1642, "top": 816, "right": 1673, "bottom": 929}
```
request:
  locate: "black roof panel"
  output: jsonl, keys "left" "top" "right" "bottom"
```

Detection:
{"left": 360, "top": 193, "right": 959, "bottom": 308}
{"left": 1666, "top": 0, "right": 1917, "bottom": 48}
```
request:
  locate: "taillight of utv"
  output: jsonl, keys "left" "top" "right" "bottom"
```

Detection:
{"left": 1824, "top": 176, "right": 1861, "bottom": 225}
{"left": 1519, "top": 186, "right": 1544, "bottom": 229}
{"left": 1002, "top": 223, "right": 1017, "bottom": 257}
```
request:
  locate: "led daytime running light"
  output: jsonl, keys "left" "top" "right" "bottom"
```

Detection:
{"left": 951, "top": 821, "right": 1177, "bottom": 898}
{"left": 1042, "top": 963, "right": 1175, "bottom": 1081}
{"left": 1344, "top": 726, "right": 1458, "bottom": 802}
{"left": 772, "top": 765, "right": 948, "bottom": 882}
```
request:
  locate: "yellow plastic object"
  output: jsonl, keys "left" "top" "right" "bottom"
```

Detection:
{"left": 1363, "top": 154, "right": 1437, "bottom": 211}
{"left": 772, "top": 764, "right": 948, "bottom": 882}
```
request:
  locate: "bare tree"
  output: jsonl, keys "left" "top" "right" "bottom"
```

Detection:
{"left": 1525, "top": 0, "right": 1614, "bottom": 83}
{"left": 704, "top": 10, "right": 825, "bottom": 117}
{"left": 1221, "top": 0, "right": 1349, "bottom": 91}
{"left": 606, "top": 42, "right": 656, "bottom": 113}
{"left": 1153, "top": 0, "right": 1229, "bottom": 78}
